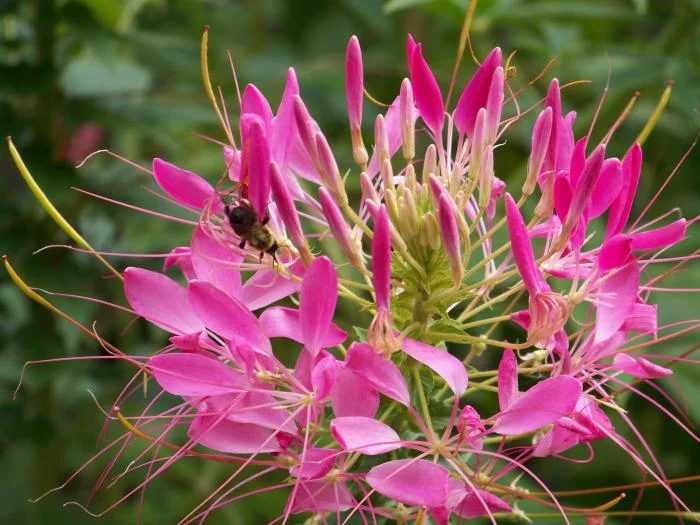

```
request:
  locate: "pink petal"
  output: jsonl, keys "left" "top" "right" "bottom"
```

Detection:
{"left": 190, "top": 226, "right": 243, "bottom": 297}
{"left": 485, "top": 66, "right": 504, "bottom": 141}
{"left": 631, "top": 219, "right": 687, "bottom": 251}
{"left": 259, "top": 306, "right": 347, "bottom": 348}
{"left": 492, "top": 375, "right": 582, "bottom": 435}
{"left": 242, "top": 84, "right": 273, "bottom": 134}
{"left": 497, "top": 349, "right": 518, "bottom": 411}
{"left": 366, "top": 459, "right": 449, "bottom": 507}
{"left": 189, "top": 415, "right": 281, "bottom": 454}
{"left": 152, "top": 158, "right": 218, "bottom": 211}
{"left": 300, "top": 256, "right": 338, "bottom": 355}
{"left": 566, "top": 143, "right": 606, "bottom": 235}
{"left": 621, "top": 302, "right": 657, "bottom": 336}
{"left": 594, "top": 261, "right": 640, "bottom": 343}
{"left": 402, "top": 338, "right": 468, "bottom": 396}
{"left": 345, "top": 35, "right": 363, "bottom": 129}
{"left": 607, "top": 143, "right": 642, "bottom": 237}
{"left": 345, "top": 343, "right": 410, "bottom": 406}
{"left": 150, "top": 353, "right": 244, "bottom": 396}
{"left": 588, "top": 158, "right": 623, "bottom": 218}
{"left": 367, "top": 96, "right": 416, "bottom": 176}
{"left": 331, "top": 416, "right": 401, "bottom": 455}
{"left": 409, "top": 43, "right": 444, "bottom": 136}
{"left": 124, "top": 267, "right": 203, "bottom": 335}
{"left": 163, "top": 246, "right": 196, "bottom": 280}
{"left": 238, "top": 260, "right": 303, "bottom": 310}
{"left": 240, "top": 115, "right": 271, "bottom": 219}
{"left": 598, "top": 234, "right": 633, "bottom": 273}
{"left": 271, "top": 68, "right": 299, "bottom": 171}
{"left": 288, "top": 479, "right": 355, "bottom": 513}
{"left": 188, "top": 280, "right": 267, "bottom": 350}
{"left": 290, "top": 447, "right": 336, "bottom": 479}
{"left": 612, "top": 353, "right": 672, "bottom": 379}
{"left": 331, "top": 368, "right": 380, "bottom": 418}
{"left": 311, "top": 355, "right": 339, "bottom": 400}
{"left": 454, "top": 47, "right": 502, "bottom": 137}
{"left": 542, "top": 79, "right": 562, "bottom": 175}
{"left": 505, "top": 193, "right": 548, "bottom": 295}
{"left": 449, "top": 487, "right": 512, "bottom": 519}
{"left": 203, "top": 391, "right": 296, "bottom": 433}
{"left": 372, "top": 206, "right": 392, "bottom": 312}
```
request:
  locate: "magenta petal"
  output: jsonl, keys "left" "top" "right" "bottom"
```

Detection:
{"left": 271, "top": 68, "right": 300, "bottom": 171}
{"left": 150, "top": 353, "right": 243, "bottom": 396}
{"left": 505, "top": 193, "right": 548, "bottom": 295}
{"left": 594, "top": 261, "right": 640, "bottom": 343}
{"left": 188, "top": 280, "right": 267, "bottom": 350}
{"left": 631, "top": 219, "right": 687, "bottom": 251}
{"left": 163, "top": 246, "right": 196, "bottom": 280}
{"left": 242, "top": 84, "right": 273, "bottom": 134}
{"left": 203, "top": 391, "right": 296, "bottom": 433}
{"left": 607, "top": 143, "right": 642, "bottom": 237}
{"left": 492, "top": 375, "right": 582, "bottom": 435}
{"left": 409, "top": 44, "right": 444, "bottom": 136}
{"left": 331, "top": 416, "right": 401, "bottom": 455}
{"left": 612, "top": 353, "right": 672, "bottom": 379}
{"left": 345, "top": 343, "right": 410, "bottom": 406}
{"left": 542, "top": 79, "right": 562, "bottom": 175}
{"left": 152, "top": 158, "right": 218, "bottom": 211}
{"left": 485, "top": 66, "right": 504, "bottom": 141}
{"left": 449, "top": 487, "right": 512, "bottom": 519}
{"left": 259, "top": 306, "right": 347, "bottom": 348}
{"left": 189, "top": 415, "right": 281, "bottom": 454}
{"left": 621, "top": 302, "right": 657, "bottom": 336}
{"left": 299, "top": 256, "right": 338, "bottom": 355}
{"left": 311, "top": 355, "right": 339, "bottom": 400}
{"left": 288, "top": 479, "right": 355, "bottom": 513}
{"left": 190, "top": 226, "right": 243, "bottom": 297}
{"left": 331, "top": 368, "right": 380, "bottom": 418}
{"left": 367, "top": 459, "right": 449, "bottom": 507}
{"left": 345, "top": 35, "right": 364, "bottom": 129}
{"left": 367, "top": 96, "right": 415, "bottom": 176}
{"left": 239, "top": 260, "right": 303, "bottom": 310}
{"left": 290, "top": 447, "right": 336, "bottom": 479}
{"left": 241, "top": 116, "right": 271, "bottom": 219}
{"left": 598, "top": 234, "right": 633, "bottom": 273}
{"left": 497, "top": 349, "right": 518, "bottom": 411}
{"left": 372, "top": 206, "right": 392, "bottom": 312}
{"left": 588, "top": 157, "right": 623, "bottom": 218}
{"left": 124, "top": 267, "right": 203, "bottom": 335}
{"left": 402, "top": 338, "right": 468, "bottom": 396}
{"left": 454, "top": 48, "right": 503, "bottom": 137}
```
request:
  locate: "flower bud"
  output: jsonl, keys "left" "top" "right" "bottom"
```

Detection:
{"left": 399, "top": 78, "right": 415, "bottom": 162}
{"left": 372, "top": 206, "right": 392, "bottom": 312}
{"left": 398, "top": 187, "right": 419, "bottom": 239}
{"left": 523, "top": 107, "right": 553, "bottom": 196}
{"left": 315, "top": 132, "right": 348, "bottom": 206}
{"left": 380, "top": 158, "right": 394, "bottom": 192}
{"left": 424, "top": 211, "right": 441, "bottom": 251}
{"left": 319, "top": 187, "right": 363, "bottom": 270}
{"left": 346, "top": 36, "right": 369, "bottom": 168}
{"left": 422, "top": 144, "right": 437, "bottom": 185}
{"left": 404, "top": 163, "right": 417, "bottom": 195}
{"left": 485, "top": 66, "right": 504, "bottom": 143}
{"left": 374, "top": 114, "right": 390, "bottom": 168}
{"left": 269, "top": 162, "right": 312, "bottom": 265}
{"left": 478, "top": 145, "right": 494, "bottom": 211}
{"left": 292, "top": 95, "right": 317, "bottom": 161}
{"left": 360, "top": 171, "right": 380, "bottom": 205}
{"left": 439, "top": 194, "right": 464, "bottom": 285}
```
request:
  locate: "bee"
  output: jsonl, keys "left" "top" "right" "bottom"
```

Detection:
{"left": 224, "top": 199, "right": 279, "bottom": 262}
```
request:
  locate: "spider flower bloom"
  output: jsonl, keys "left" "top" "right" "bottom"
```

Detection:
{"left": 8, "top": 30, "right": 697, "bottom": 525}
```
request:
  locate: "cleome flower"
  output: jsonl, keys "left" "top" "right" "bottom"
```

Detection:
{"left": 5, "top": 23, "right": 698, "bottom": 525}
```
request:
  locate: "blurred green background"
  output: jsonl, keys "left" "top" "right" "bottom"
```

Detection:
{"left": 1, "top": 0, "right": 698, "bottom": 523}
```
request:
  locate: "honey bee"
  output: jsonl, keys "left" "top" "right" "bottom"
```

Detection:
{"left": 224, "top": 199, "right": 279, "bottom": 262}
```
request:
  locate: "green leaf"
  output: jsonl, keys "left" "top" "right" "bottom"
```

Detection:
{"left": 384, "top": 0, "right": 437, "bottom": 14}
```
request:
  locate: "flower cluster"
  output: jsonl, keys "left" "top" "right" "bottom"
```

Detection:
{"left": 8, "top": 31, "right": 697, "bottom": 524}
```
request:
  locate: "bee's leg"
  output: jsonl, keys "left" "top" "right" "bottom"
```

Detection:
{"left": 261, "top": 214, "right": 270, "bottom": 226}
{"left": 259, "top": 251, "right": 265, "bottom": 263}
{"left": 225, "top": 204, "right": 231, "bottom": 216}
{"left": 238, "top": 239, "right": 246, "bottom": 249}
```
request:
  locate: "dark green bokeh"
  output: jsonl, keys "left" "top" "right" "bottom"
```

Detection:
{"left": 1, "top": 1, "right": 698, "bottom": 523}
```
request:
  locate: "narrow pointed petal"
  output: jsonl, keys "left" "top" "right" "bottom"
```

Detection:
{"left": 319, "top": 186, "right": 363, "bottom": 269}
{"left": 367, "top": 96, "right": 417, "bottom": 176}
{"left": 631, "top": 219, "right": 687, "bottom": 251}
{"left": 409, "top": 43, "right": 444, "bottom": 136}
{"left": 269, "top": 162, "right": 308, "bottom": 262}
{"left": 524, "top": 107, "right": 553, "bottom": 195}
{"left": 188, "top": 280, "right": 266, "bottom": 349}
{"left": 311, "top": 355, "right": 339, "bottom": 400}
{"left": 259, "top": 306, "right": 347, "bottom": 348}
{"left": 189, "top": 416, "right": 281, "bottom": 454}
{"left": 594, "top": 261, "right": 640, "bottom": 343}
{"left": 497, "top": 349, "right": 518, "bottom": 411}
{"left": 406, "top": 34, "right": 417, "bottom": 69}
{"left": 449, "top": 487, "right": 512, "bottom": 519}
{"left": 346, "top": 343, "right": 410, "bottom": 406}
{"left": 331, "top": 368, "right": 380, "bottom": 418}
{"left": 454, "top": 47, "right": 502, "bottom": 137}
{"left": 438, "top": 194, "right": 464, "bottom": 285}
{"left": 565, "top": 143, "right": 606, "bottom": 235}
{"left": 612, "top": 353, "right": 672, "bottom": 379}
{"left": 331, "top": 417, "right": 401, "bottom": 455}
{"left": 241, "top": 116, "right": 271, "bottom": 219}
{"left": 505, "top": 193, "right": 548, "bottom": 295}
{"left": 271, "top": 68, "right": 300, "bottom": 170}
{"left": 152, "top": 158, "right": 218, "bottom": 211}
{"left": 124, "top": 267, "right": 203, "bottom": 335}
{"left": 399, "top": 79, "right": 416, "bottom": 160}
{"left": 485, "top": 66, "right": 504, "bottom": 141}
{"left": 402, "top": 338, "right": 468, "bottom": 396}
{"left": 367, "top": 459, "right": 449, "bottom": 507}
{"left": 150, "top": 353, "right": 244, "bottom": 396}
{"left": 372, "top": 206, "right": 392, "bottom": 312}
{"left": 542, "top": 79, "right": 562, "bottom": 175}
{"left": 190, "top": 225, "right": 243, "bottom": 297}
{"left": 345, "top": 35, "right": 364, "bottom": 130}
{"left": 607, "top": 143, "right": 642, "bottom": 237}
{"left": 492, "top": 375, "right": 582, "bottom": 435}
{"left": 241, "top": 83, "right": 273, "bottom": 134}
{"left": 588, "top": 157, "right": 623, "bottom": 218}
{"left": 300, "top": 256, "right": 338, "bottom": 355}
{"left": 315, "top": 131, "right": 345, "bottom": 198}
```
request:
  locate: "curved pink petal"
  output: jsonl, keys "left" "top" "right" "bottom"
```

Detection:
{"left": 239, "top": 260, "right": 303, "bottom": 310}
{"left": 588, "top": 157, "right": 623, "bottom": 218}
{"left": 345, "top": 343, "right": 410, "bottom": 406}
{"left": 621, "top": 302, "right": 657, "bottom": 336}
{"left": 542, "top": 79, "right": 562, "bottom": 175}
{"left": 367, "top": 459, "right": 449, "bottom": 507}
{"left": 607, "top": 143, "right": 642, "bottom": 237}
{"left": 189, "top": 415, "right": 281, "bottom": 454}
{"left": 454, "top": 47, "right": 502, "bottom": 137}
{"left": 259, "top": 306, "right": 347, "bottom": 348}
{"left": 271, "top": 68, "right": 300, "bottom": 171}
{"left": 449, "top": 487, "right": 512, "bottom": 519}
{"left": 409, "top": 43, "right": 444, "bottom": 136}
{"left": 598, "top": 234, "right": 633, "bottom": 273}
{"left": 188, "top": 280, "right": 267, "bottom": 350}
{"left": 163, "top": 246, "right": 196, "bottom": 280}
{"left": 150, "top": 353, "right": 244, "bottom": 396}
{"left": 485, "top": 66, "right": 504, "bottom": 141}
{"left": 612, "top": 353, "right": 672, "bottom": 379}
{"left": 288, "top": 479, "right": 355, "bottom": 513}
{"left": 505, "top": 193, "right": 548, "bottom": 295}
{"left": 241, "top": 83, "right": 273, "bottom": 135}
{"left": 497, "top": 349, "right": 518, "bottom": 411}
{"left": 290, "top": 447, "right": 336, "bottom": 479}
{"left": 331, "top": 368, "right": 380, "bottom": 418}
{"left": 240, "top": 116, "right": 271, "bottom": 219}
{"left": 372, "top": 206, "right": 392, "bottom": 312}
{"left": 152, "top": 158, "right": 218, "bottom": 211}
{"left": 311, "top": 355, "right": 339, "bottom": 400}
{"left": 345, "top": 35, "right": 363, "bottom": 129}
{"left": 331, "top": 417, "right": 401, "bottom": 455}
{"left": 402, "top": 338, "right": 467, "bottom": 396}
{"left": 124, "top": 267, "right": 203, "bottom": 335}
{"left": 190, "top": 226, "right": 243, "bottom": 297}
{"left": 492, "top": 375, "right": 582, "bottom": 435}
{"left": 300, "top": 256, "right": 338, "bottom": 355}
{"left": 203, "top": 391, "right": 296, "bottom": 433}
{"left": 631, "top": 219, "right": 687, "bottom": 251}
{"left": 594, "top": 261, "right": 640, "bottom": 343}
